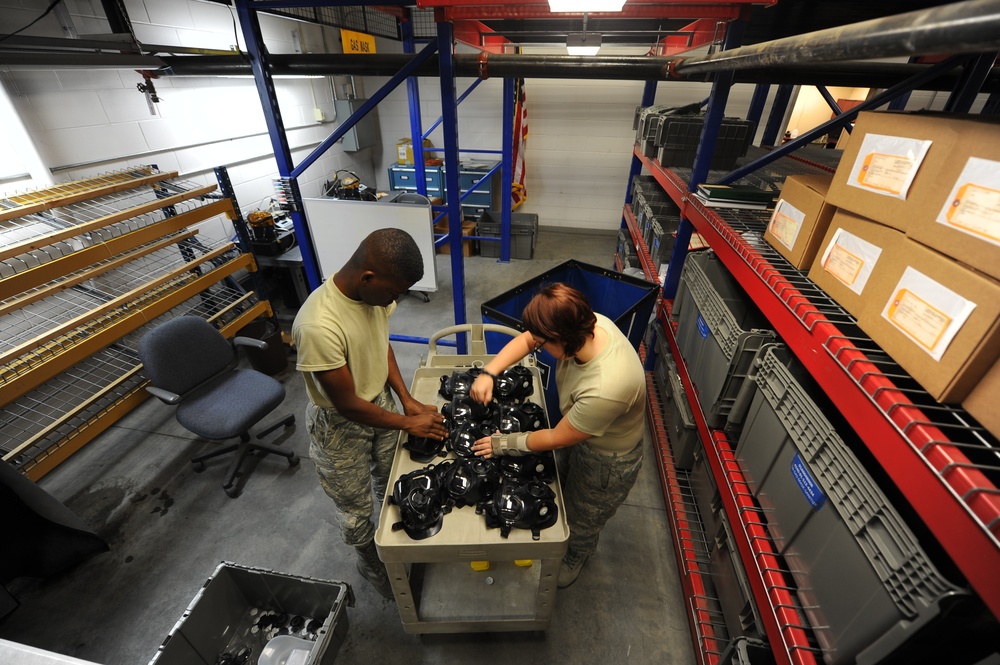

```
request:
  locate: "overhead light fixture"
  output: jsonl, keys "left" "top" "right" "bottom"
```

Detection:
{"left": 566, "top": 32, "right": 601, "bottom": 56}
{"left": 549, "top": 0, "right": 626, "bottom": 12}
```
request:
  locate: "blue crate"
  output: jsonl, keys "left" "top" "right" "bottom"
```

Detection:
{"left": 481, "top": 260, "right": 659, "bottom": 424}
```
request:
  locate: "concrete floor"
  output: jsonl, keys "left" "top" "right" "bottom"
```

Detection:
{"left": 0, "top": 228, "right": 697, "bottom": 665}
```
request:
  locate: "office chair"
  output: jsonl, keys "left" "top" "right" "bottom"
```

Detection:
{"left": 138, "top": 316, "right": 298, "bottom": 498}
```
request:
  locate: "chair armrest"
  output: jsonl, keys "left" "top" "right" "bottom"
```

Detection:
{"left": 233, "top": 336, "right": 268, "bottom": 351}
{"left": 146, "top": 385, "right": 181, "bottom": 405}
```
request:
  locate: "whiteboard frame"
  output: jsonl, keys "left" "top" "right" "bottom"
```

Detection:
{"left": 302, "top": 197, "right": 438, "bottom": 292}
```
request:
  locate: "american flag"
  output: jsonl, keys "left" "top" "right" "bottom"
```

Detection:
{"left": 511, "top": 78, "right": 528, "bottom": 210}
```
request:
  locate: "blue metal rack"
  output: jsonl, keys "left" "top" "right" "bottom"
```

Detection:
{"left": 234, "top": 0, "right": 518, "bottom": 354}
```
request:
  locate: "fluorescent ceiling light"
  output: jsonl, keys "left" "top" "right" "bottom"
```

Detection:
{"left": 549, "top": 0, "right": 626, "bottom": 12}
{"left": 566, "top": 32, "right": 601, "bottom": 56}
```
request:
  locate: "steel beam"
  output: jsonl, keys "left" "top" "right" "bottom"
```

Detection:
{"left": 672, "top": 0, "right": 1000, "bottom": 75}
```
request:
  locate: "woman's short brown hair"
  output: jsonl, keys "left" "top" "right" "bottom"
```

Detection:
{"left": 522, "top": 283, "right": 597, "bottom": 358}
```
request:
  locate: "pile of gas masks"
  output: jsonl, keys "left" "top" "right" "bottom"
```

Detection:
{"left": 390, "top": 367, "right": 559, "bottom": 540}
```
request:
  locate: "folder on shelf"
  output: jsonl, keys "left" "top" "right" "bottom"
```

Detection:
{"left": 694, "top": 184, "right": 774, "bottom": 210}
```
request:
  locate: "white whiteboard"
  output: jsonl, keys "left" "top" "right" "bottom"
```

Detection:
{"left": 302, "top": 197, "right": 438, "bottom": 292}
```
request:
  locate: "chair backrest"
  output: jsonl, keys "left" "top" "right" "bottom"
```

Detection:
{"left": 138, "top": 317, "right": 236, "bottom": 396}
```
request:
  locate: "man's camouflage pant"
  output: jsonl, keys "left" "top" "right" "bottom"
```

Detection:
{"left": 306, "top": 386, "right": 399, "bottom": 547}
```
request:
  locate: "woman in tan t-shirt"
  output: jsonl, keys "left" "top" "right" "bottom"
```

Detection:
{"left": 471, "top": 283, "right": 646, "bottom": 588}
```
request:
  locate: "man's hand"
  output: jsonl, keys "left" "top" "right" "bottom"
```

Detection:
{"left": 405, "top": 411, "right": 449, "bottom": 440}
{"left": 402, "top": 395, "right": 438, "bottom": 416}
{"left": 469, "top": 373, "right": 494, "bottom": 405}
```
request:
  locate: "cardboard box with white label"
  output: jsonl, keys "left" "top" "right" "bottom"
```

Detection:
{"left": 808, "top": 210, "right": 902, "bottom": 321}
{"left": 764, "top": 174, "right": 836, "bottom": 269}
{"left": 826, "top": 111, "right": 1000, "bottom": 236}
{"left": 856, "top": 238, "right": 1000, "bottom": 403}
{"left": 907, "top": 154, "right": 1000, "bottom": 281}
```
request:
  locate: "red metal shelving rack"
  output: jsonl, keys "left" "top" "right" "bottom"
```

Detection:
{"left": 625, "top": 178, "right": 819, "bottom": 665}
{"left": 633, "top": 145, "right": 1000, "bottom": 637}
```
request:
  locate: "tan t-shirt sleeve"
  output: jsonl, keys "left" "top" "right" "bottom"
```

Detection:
{"left": 567, "top": 393, "right": 630, "bottom": 437}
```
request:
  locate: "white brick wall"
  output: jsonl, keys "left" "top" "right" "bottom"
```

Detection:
{"left": 0, "top": 1, "right": 368, "bottom": 221}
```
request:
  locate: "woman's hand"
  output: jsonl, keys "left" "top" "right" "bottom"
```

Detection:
{"left": 469, "top": 372, "right": 494, "bottom": 405}
{"left": 472, "top": 433, "right": 495, "bottom": 459}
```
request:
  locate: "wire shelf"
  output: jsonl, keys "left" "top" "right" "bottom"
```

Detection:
{"left": 0, "top": 166, "right": 163, "bottom": 210}
{"left": 0, "top": 175, "right": 221, "bottom": 279}
{"left": 1, "top": 284, "right": 259, "bottom": 468}
{"left": 645, "top": 367, "right": 735, "bottom": 665}
{"left": 0, "top": 235, "right": 240, "bottom": 357}
{"left": 1, "top": 166, "right": 265, "bottom": 479}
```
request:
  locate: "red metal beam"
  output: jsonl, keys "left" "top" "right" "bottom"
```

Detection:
{"left": 452, "top": 19, "right": 512, "bottom": 53}
{"left": 658, "top": 18, "right": 725, "bottom": 56}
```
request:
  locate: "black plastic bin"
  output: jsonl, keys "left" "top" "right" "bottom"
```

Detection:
{"left": 236, "top": 318, "right": 288, "bottom": 375}
{"left": 481, "top": 260, "right": 659, "bottom": 423}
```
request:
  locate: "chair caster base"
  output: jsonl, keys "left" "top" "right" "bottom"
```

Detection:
{"left": 288, "top": 454, "right": 300, "bottom": 467}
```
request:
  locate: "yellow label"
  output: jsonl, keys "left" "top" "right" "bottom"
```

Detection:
{"left": 857, "top": 152, "right": 912, "bottom": 195}
{"left": 823, "top": 243, "right": 864, "bottom": 287}
{"left": 886, "top": 288, "right": 952, "bottom": 352}
{"left": 769, "top": 210, "right": 800, "bottom": 250}
{"left": 945, "top": 182, "right": 1000, "bottom": 243}
{"left": 689, "top": 233, "right": 708, "bottom": 250}
{"left": 341, "top": 29, "right": 376, "bottom": 54}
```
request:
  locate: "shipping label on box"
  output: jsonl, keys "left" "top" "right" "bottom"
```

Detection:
{"left": 846, "top": 133, "right": 932, "bottom": 200}
{"left": 768, "top": 200, "right": 804, "bottom": 251}
{"left": 935, "top": 156, "right": 1000, "bottom": 248}
{"left": 818, "top": 227, "right": 883, "bottom": 295}
{"left": 880, "top": 266, "right": 976, "bottom": 362}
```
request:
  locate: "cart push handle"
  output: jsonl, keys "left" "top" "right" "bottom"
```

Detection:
{"left": 425, "top": 323, "right": 528, "bottom": 367}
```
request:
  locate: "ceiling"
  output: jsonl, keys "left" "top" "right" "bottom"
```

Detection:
{"left": 441, "top": 0, "right": 974, "bottom": 50}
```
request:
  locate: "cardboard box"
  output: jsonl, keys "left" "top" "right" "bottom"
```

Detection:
{"left": 808, "top": 210, "right": 903, "bottom": 321}
{"left": 396, "top": 138, "right": 433, "bottom": 166}
{"left": 857, "top": 238, "right": 1000, "bottom": 403}
{"left": 826, "top": 111, "right": 1000, "bottom": 234}
{"left": 434, "top": 219, "right": 476, "bottom": 256}
{"left": 907, "top": 151, "right": 1000, "bottom": 282}
{"left": 962, "top": 358, "right": 1000, "bottom": 438}
{"left": 764, "top": 174, "right": 836, "bottom": 269}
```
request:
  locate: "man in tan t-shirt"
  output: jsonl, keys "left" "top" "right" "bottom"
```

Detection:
{"left": 470, "top": 283, "right": 646, "bottom": 588}
{"left": 292, "top": 228, "right": 448, "bottom": 599}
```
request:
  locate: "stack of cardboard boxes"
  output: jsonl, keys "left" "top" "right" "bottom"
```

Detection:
{"left": 763, "top": 111, "right": 1000, "bottom": 436}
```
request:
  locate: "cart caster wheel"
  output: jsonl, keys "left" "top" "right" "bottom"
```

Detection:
{"left": 288, "top": 454, "right": 300, "bottom": 467}
{"left": 225, "top": 484, "right": 241, "bottom": 499}
{"left": 192, "top": 461, "right": 206, "bottom": 472}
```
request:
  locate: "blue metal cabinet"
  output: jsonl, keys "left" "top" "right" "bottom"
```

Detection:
{"left": 388, "top": 165, "right": 444, "bottom": 200}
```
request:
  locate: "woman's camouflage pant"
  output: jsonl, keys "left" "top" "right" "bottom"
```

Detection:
{"left": 560, "top": 439, "right": 643, "bottom": 560}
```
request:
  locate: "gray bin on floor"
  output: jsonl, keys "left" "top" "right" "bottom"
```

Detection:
{"left": 671, "top": 250, "right": 775, "bottom": 429}
{"left": 149, "top": 562, "right": 352, "bottom": 665}
{"left": 734, "top": 346, "right": 966, "bottom": 665}
{"left": 478, "top": 211, "right": 538, "bottom": 259}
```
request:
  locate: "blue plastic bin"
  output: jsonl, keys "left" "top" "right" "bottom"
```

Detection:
{"left": 481, "top": 260, "right": 659, "bottom": 424}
